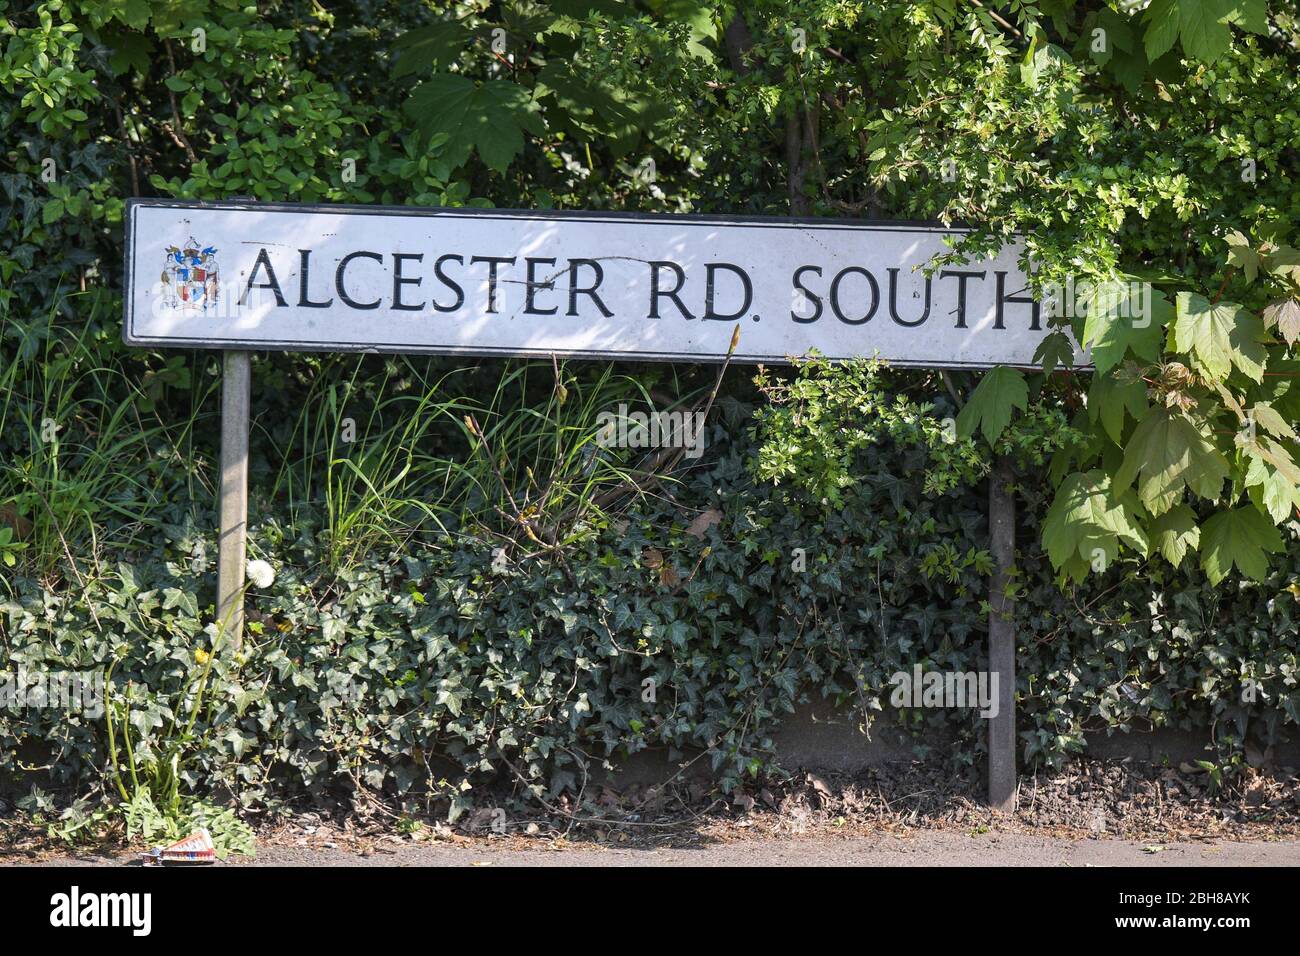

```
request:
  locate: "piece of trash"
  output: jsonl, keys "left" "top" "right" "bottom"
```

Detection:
{"left": 142, "top": 828, "right": 216, "bottom": 866}
{"left": 1141, "top": 844, "right": 1167, "bottom": 854}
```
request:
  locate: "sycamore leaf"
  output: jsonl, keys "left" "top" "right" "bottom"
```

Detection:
{"left": 1225, "top": 0, "right": 1270, "bottom": 34}
{"left": 406, "top": 74, "right": 544, "bottom": 172}
{"left": 1240, "top": 432, "right": 1300, "bottom": 482}
{"left": 1263, "top": 246, "right": 1300, "bottom": 286}
{"left": 956, "top": 366, "right": 1027, "bottom": 446}
{"left": 1263, "top": 299, "right": 1300, "bottom": 346}
{"left": 1248, "top": 402, "right": 1298, "bottom": 443}
{"left": 1200, "top": 506, "right": 1284, "bottom": 584}
{"left": 1225, "top": 230, "right": 1260, "bottom": 283}
{"left": 1114, "top": 407, "right": 1230, "bottom": 514}
{"left": 1043, "top": 470, "right": 1148, "bottom": 581}
{"left": 1173, "top": 292, "right": 1266, "bottom": 383}
{"left": 1089, "top": 373, "right": 1148, "bottom": 444}
{"left": 1048, "top": 408, "right": 1105, "bottom": 487}
{"left": 1143, "top": 0, "right": 1182, "bottom": 61}
{"left": 1149, "top": 504, "right": 1200, "bottom": 566}
{"left": 1264, "top": 358, "right": 1300, "bottom": 423}
{"left": 1177, "top": 0, "right": 1236, "bottom": 64}
{"left": 1083, "top": 285, "right": 1171, "bottom": 374}
{"left": 536, "top": 64, "right": 667, "bottom": 156}
{"left": 392, "top": 22, "right": 471, "bottom": 78}
{"left": 1033, "top": 330, "right": 1076, "bottom": 374}
{"left": 1245, "top": 457, "right": 1298, "bottom": 524}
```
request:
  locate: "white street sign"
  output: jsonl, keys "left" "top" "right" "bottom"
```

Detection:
{"left": 124, "top": 199, "right": 1063, "bottom": 367}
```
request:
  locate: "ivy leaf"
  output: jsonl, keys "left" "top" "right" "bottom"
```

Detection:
{"left": 1113, "top": 407, "right": 1230, "bottom": 514}
{"left": 1263, "top": 299, "right": 1300, "bottom": 347}
{"left": 1200, "top": 506, "right": 1284, "bottom": 584}
{"left": 1173, "top": 292, "right": 1265, "bottom": 383}
{"left": 1149, "top": 504, "right": 1200, "bottom": 566}
{"left": 956, "top": 366, "right": 1027, "bottom": 445}
{"left": 406, "top": 75, "right": 543, "bottom": 172}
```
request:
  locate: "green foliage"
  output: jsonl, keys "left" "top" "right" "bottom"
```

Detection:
{"left": 1042, "top": 470, "right": 1146, "bottom": 583}
{"left": 750, "top": 357, "right": 985, "bottom": 505}
{"left": 835, "top": 2, "right": 1300, "bottom": 585}
{"left": 119, "top": 795, "right": 255, "bottom": 860}
{"left": 405, "top": 73, "right": 543, "bottom": 172}
{"left": 5, "top": 378, "right": 1300, "bottom": 814}
{"left": 5, "top": 0, "right": 1300, "bottom": 818}
{"left": 956, "top": 367, "right": 1028, "bottom": 446}
{"left": 1200, "top": 506, "right": 1285, "bottom": 584}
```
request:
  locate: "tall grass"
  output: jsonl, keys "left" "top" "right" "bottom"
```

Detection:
{"left": 0, "top": 297, "right": 214, "bottom": 589}
{"left": 2, "top": 296, "right": 712, "bottom": 586}
{"left": 265, "top": 356, "right": 481, "bottom": 571}
{"left": 264, "top": 354, "right": 699, "bottom": 570}
{"left": 461, "top": 360, "right": 670, "bottom": 546}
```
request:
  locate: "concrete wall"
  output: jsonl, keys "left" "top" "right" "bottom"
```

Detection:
{"left": 606, "top": 702, "right": 1300, "bottom": 786}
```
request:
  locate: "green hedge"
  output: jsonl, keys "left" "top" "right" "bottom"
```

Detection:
{"left": 3, "top": 378, "right": 1298, "bottom": 813}
{"left": 4, "top": 2, "right": 1300, "bottom": 817}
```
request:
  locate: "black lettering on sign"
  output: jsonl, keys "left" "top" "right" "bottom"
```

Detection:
{"left": 298, "top": 249, "right": 332, "bottom": 309}
{"left": 830, "top": 266, "right": 879, "bottom": 325}
{"left": 791, "top": 265, "right": 823, "bottom": 323}
{"left": 524, "top": 257, "right": 558, "bottom": 316}
{"left": 470, "top": 256, "right": 516, "bottom": 314}
{"left": 939, "top": 270, "right": 985, "bottom": 329}
{"left": 433, "top": 254, "right": 465, "bottom": 313}
{"left": 703, "top": 263, "right": 753, "bottom": 321}
{"left": 567, "top": 259, "right": 613, "bottom": 317}
{"left": 392, "top": 253, "right": 424, "bottom": 311}
{"left": 648, "top": 261, "right": 694, "bottom": 319}
{"left": 887, "top": 268, "right": 931, "bottom": 327}
{"left": 242, "top": 248, "right": 286, "bottom": 307}
{"left": 335, "top": 251, "right": 382, "bottom": 310}
{"left": 995, "top": 270, "right": 1040, "bottom": 330}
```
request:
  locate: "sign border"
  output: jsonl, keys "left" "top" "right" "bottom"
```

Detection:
{"left": 123, "top": 197, "right": 1058, "bottom": 368}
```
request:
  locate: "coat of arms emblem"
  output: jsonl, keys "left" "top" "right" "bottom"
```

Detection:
{"left": 161, "top": 238, "right": 219, "bottom": 311}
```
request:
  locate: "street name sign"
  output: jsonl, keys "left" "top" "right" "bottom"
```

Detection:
{"left": 123, "top": 198, "right": 1057, "bottom": 368}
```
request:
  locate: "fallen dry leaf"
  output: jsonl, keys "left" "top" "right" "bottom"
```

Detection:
{"left": 686, "top": 508, "right": 723, "bottom": 539}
